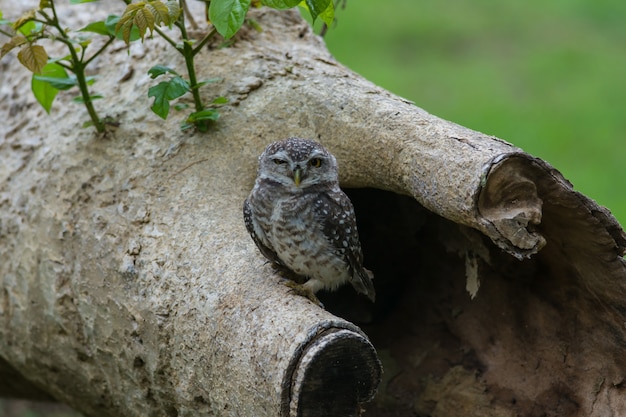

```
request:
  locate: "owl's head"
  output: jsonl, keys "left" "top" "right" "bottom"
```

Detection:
{"left": 258, "top": 138, "right": 339, "bottom": 189}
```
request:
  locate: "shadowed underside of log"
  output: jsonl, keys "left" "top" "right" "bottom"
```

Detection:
{"left": 0, "top": 357, "right": 55, "bottom": 401}
{"left": 1, "top": 2, "right": 625, "bottom": 417}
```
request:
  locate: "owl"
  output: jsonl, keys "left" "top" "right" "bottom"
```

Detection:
{"left": 243, "top": 138, "right": 375, "bottom": 306}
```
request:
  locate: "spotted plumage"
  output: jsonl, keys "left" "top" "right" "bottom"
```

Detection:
{"left": 243, "top": 138, "right": 375, "bottom": 304}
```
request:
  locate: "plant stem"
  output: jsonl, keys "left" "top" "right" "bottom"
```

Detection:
{"left": 153, "top": 26, "right": 178, "bottom": 49}
{"left": 48, "top": 0, "right": 105, "bottom": 132}
{"left": 192, "top": 28, "right": 217, "bottom": 56}
{"left": 72, "top": 58, "right": 105, "bottom": 132}
{"left": 180, "top": 0, "right": 198, "bottom": 30}
{"left": 176, "top": 21, "right": 204, "bottom": 114}
{"left": 84, "top": 36, "right": 115, "bottom": 67}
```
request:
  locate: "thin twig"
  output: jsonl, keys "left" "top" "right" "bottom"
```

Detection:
{"left": 181, "top": 0, "right": 198, "bottom": 30}
{"left": 192, "top": 28, "right": 217, "bottom": 56}
{"left": 84, "top": 36, "right": 115, "bottom": 67}
{"left": 154, "top": 26, "right": 178, "bottom": 49}
{"left": 168, "top": 158, "right": 209, "bottom": 179}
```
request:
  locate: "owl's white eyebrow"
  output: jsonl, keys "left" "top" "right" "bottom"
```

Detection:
{"left": 271, "top": 150, "right": 290, "bottom": 159}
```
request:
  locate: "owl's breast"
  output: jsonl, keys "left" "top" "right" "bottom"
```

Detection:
{"left": 269, "top": 196, "right": 314, "bottom": 245}
{"left": 267, "top": 196, "right": 349, "bottom": 286}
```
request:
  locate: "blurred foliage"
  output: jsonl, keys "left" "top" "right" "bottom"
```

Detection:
{"left": 322, "top": 0, "right": 626, "bottom": 226}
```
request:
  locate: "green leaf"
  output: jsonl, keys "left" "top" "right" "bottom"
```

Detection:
{"left": 17, "top": 20, "right": 38, "bottom": 36}
{"left": 188, "top": 109, "right": 220, "bottom": 122}
{"left": 144, "top": 0, "right": 182, "bottom": 28}
{"left": 246, "top": 17, "right": 263, "bottom": 33}
{"left": 72, "top": 94, "right": 103, "bottom": 103}
{"left": 148, "top": 76, "right": 190, "bottom": 119}
{"left": 115, "top": 3, "right": 145, "bottom": 44}
{"left": 302, "top": 0, "right": 330, "bottom": 23}
{"left": 31, "top": 62, "right": 67, "bottom": 113}
{"left": 318, "top": 0, "right": 334, "bottom": 27}
{"left": 182, "top": 108, "right": 220, "bottom": 131}
{"left": 212, "top": 96, "right": 228, "bottom": 104}
{"left": 134, "top": 5, "right": 157, "bottom": 40}
{"left": 78, "top": 20, "right": 110, "bottom": 36}
{"left": 165, "top": 0, "right": 181, "bottom": 25}
{"left": 209, "top": 0, "right": 251, "bottom": 39}
{"left": 106, "top": 14, "right": 140, "bottom": 41}
{"left": 147, "top": 1, "right": 172, "bottom": 25}
{"left": 261, "top": 0, "right": 300, "bottom": 9}
{"left": 117, "top": 1, "right": 179, "bottom": 43}
{"left": 195, "top": 77, "right": 221, "bottom": 88}
{"left": 78, "top": 38, "right": 92, "bottom": 49}
{"left": 47, "top": 54, "right": 72, "bottom": 64}
{"left": 32, "top": 75, "right": 78, "bottom": 90}
{"left": 105, "top": 15, "right": 140, "bottom": 40}
{"left": 148, "top": 64, "right": 179, "bottom": 79}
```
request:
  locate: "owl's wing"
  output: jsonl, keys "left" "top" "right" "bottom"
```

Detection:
{"left": 315, "top": 190, "right": 376, "bottom": 302}
{"left": 243, "top": 198, "right": 284, "bottom": 266}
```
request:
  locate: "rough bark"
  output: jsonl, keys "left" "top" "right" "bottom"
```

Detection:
{"left": 1, "top": 2, "right": 625, "bottom": 417}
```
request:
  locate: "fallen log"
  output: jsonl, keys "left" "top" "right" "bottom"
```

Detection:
{"left": 0, "top": 2, "right": 624, "bottom": 416}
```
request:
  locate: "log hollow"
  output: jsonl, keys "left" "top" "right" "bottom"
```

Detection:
{"left": 1, "top": 2, "right": 625, "bottom": 417}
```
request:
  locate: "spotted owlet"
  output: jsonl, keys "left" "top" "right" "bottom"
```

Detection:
{"left": 243, "top": 138, "right": 376, "bottom": 305}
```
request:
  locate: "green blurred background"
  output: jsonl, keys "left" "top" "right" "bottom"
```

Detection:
{"left": 1, "top": 1, "right": 624, "bottom": 416}
{"left": 321, "top": 0, "right": 626, "bottom": 226}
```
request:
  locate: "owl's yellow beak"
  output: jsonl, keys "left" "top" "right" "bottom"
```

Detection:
{"left": 293, "top": 168, "right": 302, "bottom": 187}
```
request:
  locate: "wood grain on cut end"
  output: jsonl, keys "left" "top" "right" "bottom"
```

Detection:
{"left": 477, "top": 154, "right": 547, "bottom": 258}
{"left": 282, "top": 328, "right": 381, "bottom": 417}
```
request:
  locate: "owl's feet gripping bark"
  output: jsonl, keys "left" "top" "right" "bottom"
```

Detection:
{"left": 269, "top": 262, "right": 305, "bottom": 283}
{"left": 281, "top": 279, "right": 324, "bottom": 308}
{"left": 270, "top": 263, "right": 324, "bottom": 307}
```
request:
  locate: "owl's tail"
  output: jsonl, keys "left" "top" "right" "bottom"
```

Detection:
{"left": 352, "top": 267, "right": 376, "bottom": 303}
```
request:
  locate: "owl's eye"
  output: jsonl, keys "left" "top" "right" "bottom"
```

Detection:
{"left": 273, "top": 158, "right": 287, "bottom": 165}
{"left": 309, "top": 158, "right": 323, "bottom": 168}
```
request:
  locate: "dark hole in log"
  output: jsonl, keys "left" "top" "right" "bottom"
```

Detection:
{"left": 322, "top": 188, "right": 485, "bottom": 416}
{"left": 318, "top": 187, "right": 626, "bottom": 417}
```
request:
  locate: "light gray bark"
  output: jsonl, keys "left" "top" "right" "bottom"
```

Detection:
{"left": 1, "top": 2, "right": 625, "bottom": 417}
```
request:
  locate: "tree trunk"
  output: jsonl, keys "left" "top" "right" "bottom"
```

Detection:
{"left": 1, "top": 2, "right": 625, "bottom": 417}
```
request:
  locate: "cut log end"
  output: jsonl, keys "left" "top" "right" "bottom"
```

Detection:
{"left": 478, "top": 154, "right": 547, "bottom": 257}
{"left": 282, "top": 328, "right": 382, "bottom": 417}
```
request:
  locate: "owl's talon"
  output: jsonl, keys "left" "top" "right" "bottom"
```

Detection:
{"left": 272, "top": 263, "right": 306, "bottom": 284}
{"left": 282, "top": 280, "right": 324, "bottom": 308}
